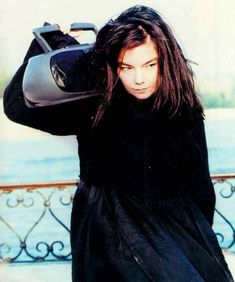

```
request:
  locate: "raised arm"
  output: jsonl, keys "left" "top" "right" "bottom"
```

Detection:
{"left": 3, "top": 30, "right": 99, "bottom": 136}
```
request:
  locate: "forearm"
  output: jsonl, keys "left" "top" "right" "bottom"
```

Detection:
{"left": 3, "top": 63, "right": 97, "bottom": 136}
{"left": 3, "top": 29, "right": 98, "bottom": 136}
{"left": 188, "top": 118, "right": 216, "bottom": 226}
{"left": 190, "top": 171, "right": 215, "bottom": 226}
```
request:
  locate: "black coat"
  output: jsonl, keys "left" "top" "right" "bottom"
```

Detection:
{"left": 3, "top": 37, "right": 234, "bottom": 282}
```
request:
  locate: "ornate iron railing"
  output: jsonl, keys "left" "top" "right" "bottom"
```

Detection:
{"left": 212, "top": 174, "right": 235, "bottom": 251}
{"left": 0, "top": 181, "right": 78, "bottom": 263}
{"left": 0, "top": 174, "right": 235, "bottom": 263}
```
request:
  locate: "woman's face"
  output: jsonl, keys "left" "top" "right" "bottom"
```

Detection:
{"left": 117, "top": 37, "right": 159, "bottom": 100}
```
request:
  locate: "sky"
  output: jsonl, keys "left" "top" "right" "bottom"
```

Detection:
{"left": 1, "top": 0, "right": 235, "bottom": 95}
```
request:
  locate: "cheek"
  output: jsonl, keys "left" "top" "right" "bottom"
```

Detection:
{"left": 119, "top": 73, "right": 131, "bottom": 88}
{"left": 150, "top": 69, "right": 159, "bottom": 85}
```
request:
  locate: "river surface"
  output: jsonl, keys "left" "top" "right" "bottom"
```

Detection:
{"left": 0, "top": 103, "right": 235, "bottom": 256}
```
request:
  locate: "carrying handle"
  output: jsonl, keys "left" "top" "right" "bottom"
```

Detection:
{"left": 33, "top": 23, "right": 98, "bottom": 53}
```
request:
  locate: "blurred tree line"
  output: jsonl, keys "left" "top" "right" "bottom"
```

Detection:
{"left": 0, "top": 65, "right": 235, "bottom": 109}
{"left": 201, "top": 90, "right": 235, "bottom": 108}
{"left": 0, "top": 70, "right": 10, "bottom": 96}
{"left": 0, "top": 45, "right": 11, "bottom": 97}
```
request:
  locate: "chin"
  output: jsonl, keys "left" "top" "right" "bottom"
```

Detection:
{"left": 130, "top": 92, "right": 154, "bottom": 100}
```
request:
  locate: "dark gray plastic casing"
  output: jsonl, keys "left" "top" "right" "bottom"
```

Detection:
{"left": 22, "top": 23, "right": 99, "bottom": 107}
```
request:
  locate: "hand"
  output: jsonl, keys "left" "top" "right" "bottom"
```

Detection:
{"left": 56, "top": 23, "right": 83, "bottom": 38}
{"left": 56, "top": 23, "right": 71, "bottom": 34}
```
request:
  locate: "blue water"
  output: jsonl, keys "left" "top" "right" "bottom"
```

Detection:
{"left": 0, "top": 109, "right": 235, "bottom": 184}
{"left": 0, "top": 137, "right": 79, "bottom": 184}
{"left": 0, "top": 108, "right": 235, "bottom": 258}
{"left": 205, "top": 110, "right": 235, "bottom": 174}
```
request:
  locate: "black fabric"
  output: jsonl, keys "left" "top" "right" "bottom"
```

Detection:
{"left": 71, "top": 184, "right": 233, "bottom": 282}
{"left": 3, "top": 34, "right": 234, "bottom": 282}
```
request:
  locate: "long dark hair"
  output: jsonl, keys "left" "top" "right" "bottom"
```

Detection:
{"left": 93, "top": 5, "right": 204, "bottom": 125}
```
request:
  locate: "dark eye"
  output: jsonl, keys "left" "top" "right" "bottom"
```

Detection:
{"left": 146, "top": 63, "right": 157, "bottom": 68}
{"left": 120, "top": 66, "right": 132, "bottom": 71}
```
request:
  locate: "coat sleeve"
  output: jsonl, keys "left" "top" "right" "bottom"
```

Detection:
{"left": 187, "top": 118, "right": 216, "bottom": 226}
{"left": 3, "top": 35, "right": 99, "bottom": 136}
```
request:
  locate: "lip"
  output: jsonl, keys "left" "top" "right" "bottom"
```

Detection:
{"left": 132, "top": 87, "right": 149, "bottom": 91}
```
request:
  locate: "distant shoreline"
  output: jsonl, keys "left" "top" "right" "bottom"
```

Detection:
{"left": 0, "top": 98, "right": 73, "bottom": 140}
{"left": 1, "top": 98, "right": 235, "bottom": 141}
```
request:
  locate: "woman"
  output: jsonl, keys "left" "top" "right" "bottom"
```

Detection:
{"left": 4, "top": 5, "right": 234, "bottom": 282}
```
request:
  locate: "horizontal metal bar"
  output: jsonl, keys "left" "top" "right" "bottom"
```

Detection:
{"left": 0, "top": 180, "right": 79, "bottom": 191}
{"left": 0, "top": 173, "right": 235, "bottom": 191}
{"left": 211, "top": 173, "right": 235, "bottom": 180}
{"left": 0, "top": 173, "right": 234, "bottom": 263}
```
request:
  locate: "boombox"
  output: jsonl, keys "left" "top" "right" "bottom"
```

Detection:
{"left": 23, "top": 23, "right": 101, "bottom": 107}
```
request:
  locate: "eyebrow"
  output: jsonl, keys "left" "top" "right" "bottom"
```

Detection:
{"left": 118, "top": 57, "right": 158, "bottom": 67}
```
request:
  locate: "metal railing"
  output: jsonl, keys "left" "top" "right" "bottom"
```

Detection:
{"left": 0, "top": 181, "right": 78, "bottom": 263}
{"left": 212, "top": 174, "right": 235, "bottom": 251}
{"left": 0, "top": 174, "right": 235, "bottom": 263}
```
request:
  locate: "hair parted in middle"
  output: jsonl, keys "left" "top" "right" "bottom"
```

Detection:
{"left": 93, "top": 5, "right": 203, "bottom": 125}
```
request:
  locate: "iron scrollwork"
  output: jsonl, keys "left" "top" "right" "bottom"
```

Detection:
{"left": 213, "top": 175, "right": 235, "bottom": 252}
{"left": 0, "top": 182, "right": 77, "bottom": 263}
{"left": 0, "top": 175, "right": 235, "bottom": 263}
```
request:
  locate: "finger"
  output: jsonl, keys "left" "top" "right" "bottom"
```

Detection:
{"left": 56, "top": 23, "right": 71, "bottom": 34}
{"left": 69, "top": 30, "right": 83, "bottom": 37}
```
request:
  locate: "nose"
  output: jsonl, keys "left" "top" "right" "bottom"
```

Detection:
{"left": 134, "top": 69, "right": 144, "bottom": 85}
